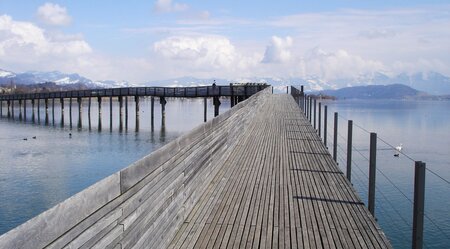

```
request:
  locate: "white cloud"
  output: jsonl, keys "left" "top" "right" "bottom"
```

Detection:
{"left": 0, "top": 15, "right": 90, "bottom": 57}
{"left": 299, "top": 47, "right": 386, "bottom": 80}
{"left": 153, "top": 35, "right": 261, "bottom": 78}
{"left": 262, "top": 36, "right": 293, "bottom": 63}
{"left": 154, "top": 0, "right": 189, "bottom": 13}
{"left": 37, "top": 3, "right": 72, "bottom": 26}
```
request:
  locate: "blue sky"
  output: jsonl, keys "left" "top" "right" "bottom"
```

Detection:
{"left": 1, "top": 0, "right": 450, "bottom": 84}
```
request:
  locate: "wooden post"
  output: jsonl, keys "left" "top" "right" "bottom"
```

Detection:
{"left": 31, "top": 99, "right": 35, "bottom": 122}
{"left": 109, "top": 96, "right": 113, "bottom": 130}
{"left": 37, "top": 99, "right": 40, "bottom": 121}
{"left": 88, "top": 97, "right": 91, "bottom": 116}
{"left": 346, "top": 120, "right": 353, "bottom": 182}
{"left": 7, "top": 100, "right": 10, "bottom": 118}
{"left": 0, "top": 100, "right": 2, "bottom": 117}
{"left": 135, "top": 96, "right": 140, "bottom": 131}
{"left": 69, "top": 98, "right": 72, "bottom": 128}
{"left": 19, "top": 100, "right": 22, "bottom": 120}
{"left": 313, "top": 98, "right": 317, "bottom": 130}
{"left": 45, "top": 99, "right": 49, "bottom": 124}
{"left": 150, "top": 96, "right": 154, "bottom": 129}
{"left": 125, "top": 96, "right": 128, "bottom": 129}
{"left": 77, "top": 97, "right": 82, "bottom": 128}
{"left": 23, "top": 99, "right": 27, "bottom": 120}
{"left": 160, "top": 96, "right": 166, "bottom": 129}
{"left": 230, "top": 83, "right": 235, "bottom": 108}
{"left": 368, "top": 132, "right": 377, "bottom": 216}
{"left": 160, "top": 96, "right": 166, "bottom": 119}
{"left": 318, "top": 102, "right": 322, "bottom": 136}
{"left": 52, "top": 98, "right": 55, "bottom": 125}
{"left": 300, "top": 86, "right": 304, "bottom": 112}
{"left": 309, "top": 97, "right": 312, "bottom": 123}
{"left": 11, "top": 100, "right": 14, "bottom": 119}
{"left": 119, "top": 96, "right": 123, "bottom": 130}
{"left": 286, "top": 86, "right": 289, "bottom": 94}
{"left": 412, "top": 161, "right": 426, "bottom": 249}
{"left": 204, "top": 98, "right": 207, "bottom": 122}
{"left": 324, "top": 105, "right": 328, "bottom": 147}
{"left": 333, "top": 112, "right": 338, "bottom": 162}
{"left": 60, "top": 98, "right": 64, "bottom": 125}
{"left": 213, "top": 96, "right": 220, "bottom": 117}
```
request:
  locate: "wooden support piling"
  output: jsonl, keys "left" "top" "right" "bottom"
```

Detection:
{"left": 368, "top": 132, "right": 377, "bottom": 216}
{"left": 77, "top": 97, "right": 82, "bottom": 128}
{"left": 69, "top": 98, "right": 72, "bottom": 128}
{"left": 19, "top": 100, "right": 22, "bottom": 120}
{"left": 213, "top": 96, "right": 220, "bottom": 117}
{"left": 23, "top": 99, "right": 27, "bottom": 120}
{"left": 52, "top": 98, "right": 55, "bottom": 125}
{"left": 109, "top": 96, "right": 113, "bottom": 130}
{"left": 150, "top": 97, "right": 154, "bottom": 129}
{"left": 119, "top": 96, "right": 123, "bottom": 130}
{"left": 125, "top": 96, "right": 128, "bottom": 129}
{"left": 31, "top": 99, "right": 35, "bottom": 122}
{"left": 204, "top": 98, "right": 207, "bottom": 122}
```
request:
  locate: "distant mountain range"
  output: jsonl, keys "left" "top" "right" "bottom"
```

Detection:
{"left": 1, "top": 68, "right": 450, "bottom": 96}
{"left": 0, "top": 69, "right": 130, "bottom": 89}
{"left": 314, "top": 84, "right": 431, "bottom": 99}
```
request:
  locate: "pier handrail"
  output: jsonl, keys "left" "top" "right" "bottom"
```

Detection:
{"left": 0, "top": 84, "right": 269, "bottom": 100}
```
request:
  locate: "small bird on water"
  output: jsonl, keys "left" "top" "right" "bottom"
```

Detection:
{"left": 69, "top": 133, "right": 72, "bottom": 138}
{"left": 394, "top": 143, "right": 403, "bottom": 157}
{"left": 32, "top": 136, "right": 36, "bottom": 139}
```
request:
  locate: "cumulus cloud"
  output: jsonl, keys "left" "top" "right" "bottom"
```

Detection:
{"left": 154, "top": 0, "right": 189, "bottom": 13}
{"left": 37, "top": 3, "right": 72, "bottom": 26}
{"left": 153, "top": 35, "right": 261, "bottom": 78}
{"left": 262, "top": 36, "right": 293, "bottom": 63}
{"left": 299, "top": 47, "right": 385, "bottom": 80}
{"left": 0, "top": 14, "right": 91, "bottom": 69}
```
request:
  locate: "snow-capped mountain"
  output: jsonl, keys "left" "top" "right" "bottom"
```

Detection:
{"left": 0, "top": 69, "right": 131, "bottom": 89}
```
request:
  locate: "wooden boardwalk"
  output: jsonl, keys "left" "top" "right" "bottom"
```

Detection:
{"left": 168, "top": 94, "right": 391, "bottom": 249}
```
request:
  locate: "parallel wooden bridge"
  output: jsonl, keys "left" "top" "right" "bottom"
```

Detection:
{"left": 0, "top": 88, "right": 391, "bottom": 248}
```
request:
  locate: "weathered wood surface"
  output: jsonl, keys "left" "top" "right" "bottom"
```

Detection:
{"left": 168, "top": 94, "right": 392, "bottom": 249}
{"left": 0, "top": 84, "right": 267, "bottom": 101}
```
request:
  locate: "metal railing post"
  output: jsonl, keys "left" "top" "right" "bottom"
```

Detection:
{"left": 313, "top": 98, "right": 317, "bottom": 130}
{"left": 412, "top": 161, "right": 426, "bottom": 249}
{"left": 333, "top": 112, "right": 338, "bottom": 162}
{"left": 347, "top": 120, "right": 353, "bottom": 182}
{"left": 324, "top": 106, "right": 328, "bottom": 147}
{"left": 368, "top": 132, "right": 377, "bottom": 216}
{"left": 318, "top": 102, "right": 322, "bottom": 136}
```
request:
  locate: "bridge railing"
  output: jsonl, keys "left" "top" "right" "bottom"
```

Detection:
{"left": 0, "top": 84, "right": 269, "bottom": 100}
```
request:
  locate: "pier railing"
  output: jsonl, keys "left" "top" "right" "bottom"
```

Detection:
{"left": 0, "top": 84, "right": 268, "bottom": 100}
{"left": 291, "top": 85, "right": 450, "bottom": 249}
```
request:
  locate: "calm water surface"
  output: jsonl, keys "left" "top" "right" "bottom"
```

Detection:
{"left": 0, "top": 97, "right": 229, "bottom": 235}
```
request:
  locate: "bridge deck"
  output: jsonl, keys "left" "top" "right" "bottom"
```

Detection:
{"left": 168, "top": 94, "right": 391, "bottom": 249}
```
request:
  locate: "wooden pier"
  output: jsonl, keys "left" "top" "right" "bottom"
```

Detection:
{"left": 0, "top": 89, "right": 391, "bottom": 248}
{"left": 0, "top": 84, "right": 268, "bottom": 126}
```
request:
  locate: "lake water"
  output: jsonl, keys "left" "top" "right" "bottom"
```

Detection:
{"left": 0, "top": 96, "right": 449, "bottom": 248}
{"left": 0, "top": 97, "right": 230, "bottom": 235}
